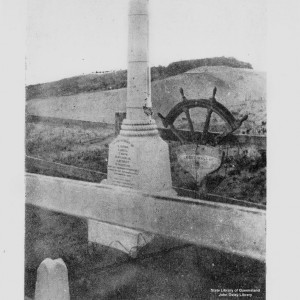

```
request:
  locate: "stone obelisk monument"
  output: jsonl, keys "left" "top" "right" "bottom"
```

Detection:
{"left": 89, "top": 0, "right": 174, "bottom": 256}
{"left": 105, "top": 0, "right": 173, "bottom": 194}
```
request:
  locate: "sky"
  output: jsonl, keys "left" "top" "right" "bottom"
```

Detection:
{"left": 26, "top": 0, "right": 267, "bottom": 85}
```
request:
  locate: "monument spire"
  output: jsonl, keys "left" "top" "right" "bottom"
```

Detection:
{"left": 121, "top": 0, "right": 158, "bottom": 136}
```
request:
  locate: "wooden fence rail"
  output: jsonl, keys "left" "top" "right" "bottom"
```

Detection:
{"left": 26, "top": 173, "right": 266, "bottom": 261}
{"left": 25, "top": 155, "right": 106, "bottom": 183}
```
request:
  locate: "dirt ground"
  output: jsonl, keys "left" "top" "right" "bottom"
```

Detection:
{"left": 25, "top": 205, "right": 265, "bottom": 299}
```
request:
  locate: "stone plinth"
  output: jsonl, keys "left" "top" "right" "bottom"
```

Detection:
{"left": 105, "top": 133, "right": 173, "bottom": 193}
{"left": 34, "top": 258, "right": 70, "bottom": 300}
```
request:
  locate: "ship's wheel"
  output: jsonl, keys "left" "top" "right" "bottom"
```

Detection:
{"left": 158, "top": 87, "right": 248, "bottom": 188}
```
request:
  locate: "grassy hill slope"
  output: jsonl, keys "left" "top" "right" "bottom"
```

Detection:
{"left": 152, "top": 66, "right": 265, "bottom": 114}
{"left": 26, "top": 65, "right": 266, "bottom": 130}
{"left": 26, "top": 57, "right": 252, "bottom": 101}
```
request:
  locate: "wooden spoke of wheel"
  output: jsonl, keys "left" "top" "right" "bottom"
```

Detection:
{"left": 169, "top": 124, "right": 186, "bottom": 144}
{"left": 215, "top": 127, "right": 238, "bottom": 145}
{"left": 201, "top": 108, "right": 213, "bottom": 144}
{"left": 182, "top": 107, "right": 195, "bottom": 140}
{"left": 214, "top": 116, "right": 248, "bottom": 145}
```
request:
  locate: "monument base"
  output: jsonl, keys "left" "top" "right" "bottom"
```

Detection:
{"left": 106, "top": 133, "right": 174, "bottom": 194}
{"left": 88, "top": 220, "right": 154, "bottom": 258}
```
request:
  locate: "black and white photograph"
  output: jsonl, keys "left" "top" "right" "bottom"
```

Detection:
{"left": 6, "top": 0, "right": 300, "bottom": 299}
{"left": 23, "top": 0, "right": 268, "bottom": 299}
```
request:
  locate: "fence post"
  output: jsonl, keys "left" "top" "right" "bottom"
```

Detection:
{"left": 115, "top": 112, "right": 126, "bottom": 136}
{"left": 34, "top": 258, "right": 70, "bottom": 300}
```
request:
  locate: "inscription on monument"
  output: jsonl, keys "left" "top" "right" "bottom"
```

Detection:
{"left": 176, "top": 144, "right": 222, "bottom": 184}
{"left": 108, "top": 139, "right": 139, "bottom": 188}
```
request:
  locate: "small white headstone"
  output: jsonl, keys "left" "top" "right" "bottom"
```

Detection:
{"left": 34, "top": 258, "right": 70, "bottom": 300}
